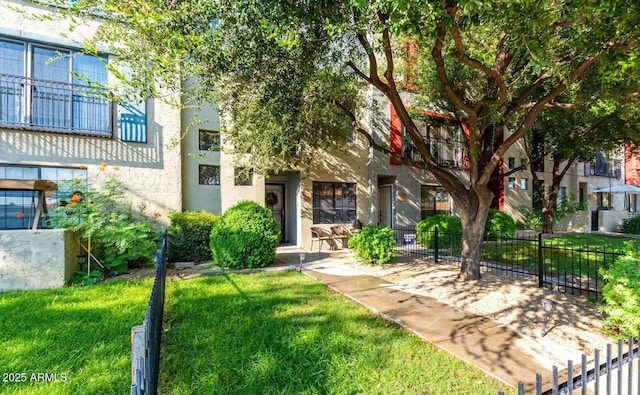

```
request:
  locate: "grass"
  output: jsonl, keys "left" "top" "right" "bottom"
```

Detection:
{"left": 479, "top": 233, "right": 640, "bottom": 280}
{"left": 0, "top": 272, "right": 514, "bottom": 394}
{"left": 0, "top": 280, "right": 152, "bottom": 394}
{"left": 160, "top": 271, "right": 512, "bottom": 394}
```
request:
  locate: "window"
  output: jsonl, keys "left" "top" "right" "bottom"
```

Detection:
{"left": 508, "top": 157, "right": 515, "bottom": 169}
{"left": 199, "top": 165, "right": 220, "bottom": 185}
{"left": 556, "top": 186, "right": 566, "bottom": 204}
{"left": 0, "top": 165, "right": 87, "bottom": 230}
{"left": 420, "top": 185, "right": 451, "bottom": 219}
{"left": 312, "top": 182, "right": 356, "bottom": 224}
{"left": 508, "top": 177, "right": 515, "bottom": 189}
{"left": 234, "top": 167, "right": 253, "bottom": 186}
{"left": 0, "top": 38, "right": 111, "bottom": 136}
{"left": 199, "top": 129, "right": 220, "bottom": 151}
{"left": 520, "top": 178, "right": 528, "bottom": 190}
{"left": 402, "top": 116, "right": 465, "bottom": 168}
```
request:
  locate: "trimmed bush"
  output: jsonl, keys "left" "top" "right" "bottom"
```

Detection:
{"left": 621, "top": 215, "right": 640, "bottom": 234}
{"left": 599, "top": 242, "right": 640, "bottom": 337}
{"left": 168, "top": 211, "right": 218, "bottom": 263}
{"left": 484, "top": 209, "right": 516, "bottom": 239}
{"left": 348, "top": 225, "right": 398, "bottom": 266}
{"left": 210, "top": 201, "right": 280, "bottom": 269}
{"left": 416, "top": 214, "right": 462, "bottom": 248}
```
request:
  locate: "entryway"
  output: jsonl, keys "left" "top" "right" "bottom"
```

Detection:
{"left": 266, "top": 183, "right": 286, "bottom": 243}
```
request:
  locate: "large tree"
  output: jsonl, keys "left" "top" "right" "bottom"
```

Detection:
{"left": 56, "top": 0, "right": 640, "bottom": 280}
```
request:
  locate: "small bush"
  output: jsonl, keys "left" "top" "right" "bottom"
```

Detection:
{"left": 168, "top": 211, "right": 218, "bottom": 263}
{"left": 620, "top": 215, "right": 640, "bottom": 234}
{"left": 348, "top": 225, "right": 398, "bottom": 266}
{"left": 599, "top": 242, "right": 640, "bottom": 337}
{"left": 210, "top": 201, "right": 280, "bottom": 269}
{"left": 484, "top": 209, "right": 516, "bottom": 239}
{"left": 416, "top": 214, "right": 462, "bottom": 248}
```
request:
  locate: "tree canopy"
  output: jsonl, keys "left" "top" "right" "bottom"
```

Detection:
{"left": 53, "top": 0, "right": 640, "bottom": 280}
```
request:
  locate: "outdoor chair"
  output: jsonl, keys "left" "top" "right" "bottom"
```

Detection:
{"left": 330, "top": 225, "right": 353, "bottom": 249}
{"left": 310, "top": 226, "right": 337, "bottom": 251}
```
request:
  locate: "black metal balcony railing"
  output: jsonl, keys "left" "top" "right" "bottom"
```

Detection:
{"left": 0, "top": 73, "right": 112, "bottom": 137}
{"left": 402, "top": 136, "right": 465, "bottom": 168}
{"left": 590, "top": 157, "right": 622, "bottom": 178}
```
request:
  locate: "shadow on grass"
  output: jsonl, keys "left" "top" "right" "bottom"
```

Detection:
{"left": 159, "top": 271, "right": 510, "bottom": 395}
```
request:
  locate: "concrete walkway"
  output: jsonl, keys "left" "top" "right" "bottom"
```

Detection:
{"left": 276, "top": 246, "right": 555, "bottom": 391}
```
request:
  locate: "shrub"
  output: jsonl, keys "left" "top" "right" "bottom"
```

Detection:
{"left": 416, "top": 214, "right": 462, "bottom": 248}
{"left": 484, "top": 209, "right": 516, "bottom": 239}
{"left": 209, "top": 201, "right": 280, "bottom": 269}
{"left": 168, "top": 211, "right": 218, "bottom": 263}
{"left": 51, "top": 166, "right": 159, "bottom": 279}
{"left": 599, "top": 242, "right": 640, "bottom": 337}
{"left": 620, "top": 215, "right": 640, "bottom": 234}
{"left": 348, "top": 225, "right": 398, "bottom": 266}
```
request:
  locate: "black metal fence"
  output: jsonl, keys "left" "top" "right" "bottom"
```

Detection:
{"left": 394, "top": 226, "right": 623, "bottom": 300}
{"left": 499, "top": 333, "right": 639, "bottom": 395}
{"left": 131, "top": 231, "right": 168, "bottom": 395}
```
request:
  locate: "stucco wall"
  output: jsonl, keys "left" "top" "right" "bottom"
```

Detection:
{"left": 0, "top": 229, "right": 79, "bottom": 291}
{"left": 181, "top": 102, "right": 222, "bottom": 213}
{"left": 0, "top": 1, "right": 183, "bottom": 224}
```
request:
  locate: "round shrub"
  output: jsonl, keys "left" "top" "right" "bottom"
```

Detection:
{"left": 416, "top": 214, "right": 462, "bottom": 248}
{"left": 621, "top": 215, "right": 640, "bottom": 234}
{"left": 168, "top": 211, "right": 218, "bottom": 263}
{"left": 210, "top": 201, "right": 280, "bottom": 269}
{"left": 348, "top": 225, "right": 398, "bottom": 266}
{"left": 599, "top": 241, "right": 640, "bottom": 337}
{"left": 484, "top": 209, "right": 516, "bottom": 239}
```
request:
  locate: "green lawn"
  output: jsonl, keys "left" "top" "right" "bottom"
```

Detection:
{"left": 160, "top": 271, "right": 512, "bottom": 394}
{"left": 0, "top": 280, "right": 153, "bottom": 394}
{"left": 0, "top": 272, "right": 514, "bottom": 394}
{"left": 479, "top": 233, "right": 640, "bottom": 280}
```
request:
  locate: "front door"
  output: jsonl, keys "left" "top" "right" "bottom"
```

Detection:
{"left": 266, "top": 183, "right": 286, "bottom": 243}
{"left": 379, "top": 185, "right": 393, "bottom": 227}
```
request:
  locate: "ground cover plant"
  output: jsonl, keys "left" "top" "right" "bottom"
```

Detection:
{"left": 159, "top": 272, "right": 512, "bottom": 394}
{"left": 0, "top": 280, "right": 152, "bottom": 394}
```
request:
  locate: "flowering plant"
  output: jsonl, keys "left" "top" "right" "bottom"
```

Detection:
{"left": 51, "top": 164, "right": 160, "bottom": 282}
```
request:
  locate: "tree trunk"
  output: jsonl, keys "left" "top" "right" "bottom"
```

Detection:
{"left": 542, "top": 206, "right": 555, "bottom": 234}
{"left": 453, "top": 188, "right": 493, "bottom": 281}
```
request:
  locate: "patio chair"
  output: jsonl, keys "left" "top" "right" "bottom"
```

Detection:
{"left": 330, "top": 225, "right": 353, "bottom": 249}
{"left": 310, "top": 226, "right": 336, "bottom": 251}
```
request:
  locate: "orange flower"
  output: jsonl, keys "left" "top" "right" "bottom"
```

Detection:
{"left": 74, "top": 178, "right": 82, "bottom": 184}
{"left": 71, "top": 194, "right": 82, "bottom": 203}
{"left": 113, "top": 165, "right": 120, "bottom": 171}
{"left": 99, "top": 162, "right": 107, "bottom": 171}
{"left": 66, "top": 203, "right": 75, "bottom": 209}
{"left": 16, "top": 212, "right": 25, "bottom": 219}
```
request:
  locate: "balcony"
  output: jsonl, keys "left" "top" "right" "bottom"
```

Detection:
{"left": 589, "top": 156, "right": 622, "bottom": 178}
{"left": 0, "top": 73, "right": 113, "bottom": 137}
{"left": 402, "top": 136, "right": 466, "bottom": 169}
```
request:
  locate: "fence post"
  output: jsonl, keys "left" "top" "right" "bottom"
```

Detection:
{"left": 131, "top": 325, "right": 146, "bottom": 393}
{"left": 537, "top": 232, "right": 544, "bottom": 289}
{"left": 434, "top": 226, "right": 439, "bottom": 264}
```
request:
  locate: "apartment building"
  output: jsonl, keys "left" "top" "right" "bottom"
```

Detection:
{"left": 0, "top": 1, "right": 183, "bottom": 230}
{"left": 1, "top": 1, "right": 633, "bottom": 252}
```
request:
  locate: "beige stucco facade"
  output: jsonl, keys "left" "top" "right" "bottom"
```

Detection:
{"left": 0, "top": 1, "right": 183, "bottom": 224}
